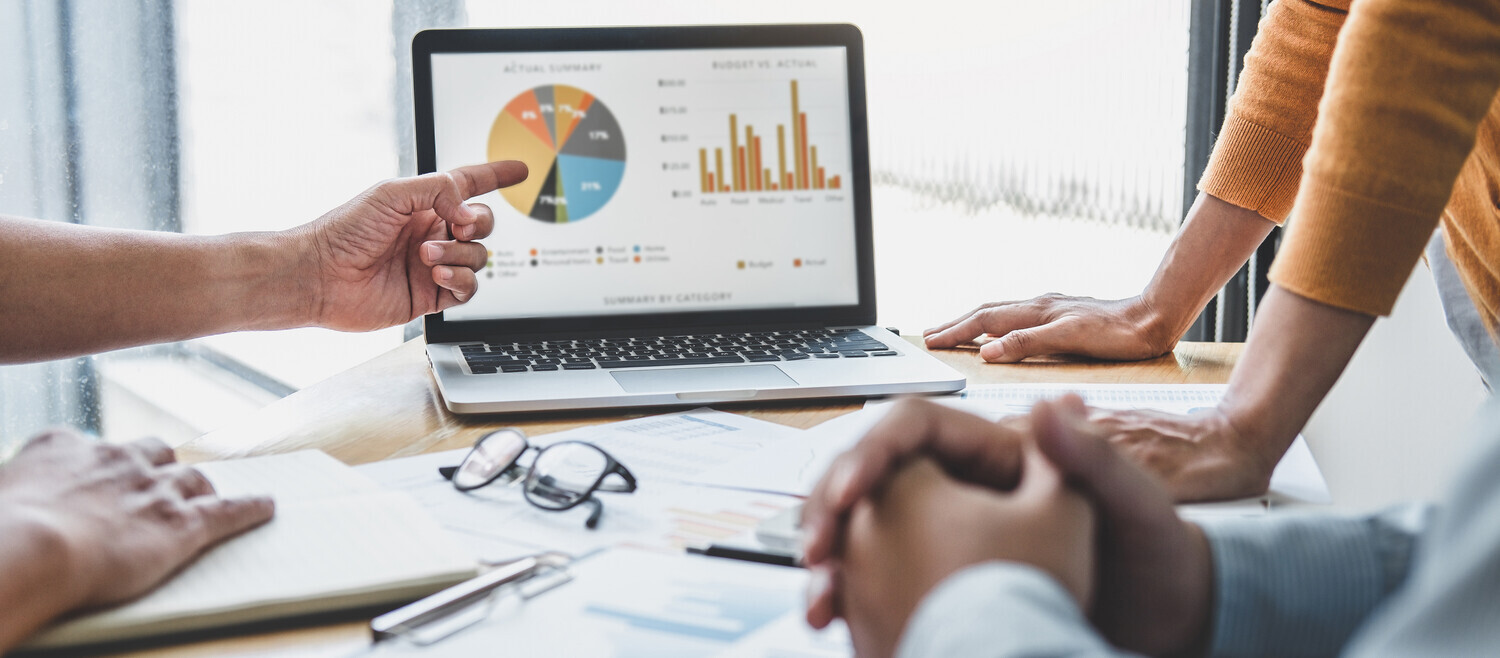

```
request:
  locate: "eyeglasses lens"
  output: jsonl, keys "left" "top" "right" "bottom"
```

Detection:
{"left": 452, "top": 430, "right": 528, "bottom": 490}
{"left": 524, "top": 443, "right": 609, "bottom": 510}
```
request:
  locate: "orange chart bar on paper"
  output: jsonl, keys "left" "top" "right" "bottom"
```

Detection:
{"left": 697, "top": 80, "right": 842, "bottom": 194}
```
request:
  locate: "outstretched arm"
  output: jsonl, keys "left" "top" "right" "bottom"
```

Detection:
{"left": 925, "top": 0, "right": 1348, "bottom": 363}
{"left": 0, "top": 160, "right": 526, "bottom": 364}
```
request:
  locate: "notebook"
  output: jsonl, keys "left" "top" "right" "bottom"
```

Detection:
{"left": 22, "top": 451, "right": 478, "bottom": 650}
{"left": 413, "top": 24, "right": 965, "bottom": 413}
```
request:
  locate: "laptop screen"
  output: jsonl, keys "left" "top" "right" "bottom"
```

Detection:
{"left": 428, "top": 45, "right": 859, "bottom": 322}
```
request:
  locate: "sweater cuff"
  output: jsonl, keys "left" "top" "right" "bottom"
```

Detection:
{"left": 1269, "top": 179, "right": 1440, "bottom": 316}
{"left": 1198, "top": 113, "right": 1309, "bottom": 223}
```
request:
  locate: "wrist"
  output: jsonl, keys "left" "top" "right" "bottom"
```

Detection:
{"left": 0, "top": 509, "right": 87, "bottom": 650}
{"left": 1169, "top": 521, "right": 1216, "bottom": 658}
{"left": 215, "top": 229, "right": 321, "bottom": 331}
{"left": 1128, "top": 293, "right": 1190, "bottom": 356}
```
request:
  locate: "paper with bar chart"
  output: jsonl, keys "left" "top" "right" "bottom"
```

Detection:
{"left": 429, "top": 46, "right": 860, "bottom": 322}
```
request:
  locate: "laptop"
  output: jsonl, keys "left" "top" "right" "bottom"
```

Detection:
{"left": 412, "top": 24, "right": 965, "bottom": 413}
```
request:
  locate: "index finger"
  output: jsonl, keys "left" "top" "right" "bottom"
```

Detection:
{"left": 923, "top": 303, "right": 1045, "bottom": 349}
{"left": 382, "top": 160, "right": 529, "bottom": 225}
{"left": 800, "top": 399, "right": 1025, "bottom": 565}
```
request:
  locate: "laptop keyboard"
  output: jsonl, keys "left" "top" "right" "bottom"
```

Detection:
{"left": 459, "top": 328, "right": 896, "bottom": 374}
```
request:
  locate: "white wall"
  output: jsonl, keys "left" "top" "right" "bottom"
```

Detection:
{"left": 1302, "top": 261, "right": 1489, "bottom": 511}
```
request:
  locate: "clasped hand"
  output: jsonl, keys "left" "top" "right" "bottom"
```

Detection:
{"left": 801, "top": 398, "right": 1214, "bottom": 658}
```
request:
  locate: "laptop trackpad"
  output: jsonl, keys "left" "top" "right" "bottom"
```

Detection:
{"left": 611, "top": 365, "right": 796, "bottom": 394}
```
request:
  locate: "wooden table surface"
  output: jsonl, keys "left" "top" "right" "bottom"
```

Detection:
{"left": 124, "top": 338, "right": 1241, "bottom": 658}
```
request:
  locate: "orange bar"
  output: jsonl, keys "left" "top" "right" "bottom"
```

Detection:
{"left": 730, "top": 114, "right": 740, "bottom": 191}
{"left": 707, "top": 172, "right": 715, "bottom": 192}
{"left": 746, "top": 126, "right": 758, "bottom": 191}
{"left": 817, "top": 167, "right": 825, "bottom": 189}
{"left": 830, "top": 174, "right": 841, "bottom": 189}
{"left": 737, "top": 146, "right": 747, "bottom": 191}
{"left": 798, "top": 112, "right": 809, "bottom": 189}
{"left": 698, "top": 148, "right": 709, "bottom": 193}
{"left": 785, "top": 172, "right": 794, "bottom": 189}
{"left": 715, "top": 148, "right": 725, "bottom": 196}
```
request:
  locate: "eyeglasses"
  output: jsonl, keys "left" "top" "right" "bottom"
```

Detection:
{"left": 438, "top": 428, "right": 637, "bottom": 529}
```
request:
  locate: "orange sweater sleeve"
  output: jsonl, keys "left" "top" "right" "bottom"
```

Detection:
{"left": 1198, "top": 0, "right": 1350, "bottom": 223}
{"left": 1270, "top": 0, "right": 1500, "bottom": 317}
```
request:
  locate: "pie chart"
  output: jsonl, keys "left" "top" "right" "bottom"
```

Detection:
{"left": 487, "top": 84, "right": 627, "bottom": 223}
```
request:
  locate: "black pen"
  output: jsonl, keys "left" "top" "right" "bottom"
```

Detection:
{"left": 687, "top": 543, "right": 802, "bottom": 568}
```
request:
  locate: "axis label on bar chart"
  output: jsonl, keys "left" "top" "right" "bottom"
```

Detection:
{"left": 488, "top": 84, "right": 627, "bottom": 223}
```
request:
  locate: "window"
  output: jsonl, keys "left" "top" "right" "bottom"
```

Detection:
{"left": 0, "top": 0, "right": 1189, "bottom": 451}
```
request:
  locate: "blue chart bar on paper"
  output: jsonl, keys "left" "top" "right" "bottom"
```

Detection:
{"left": 584, "top": 579, "right": 791, "bottom": 643}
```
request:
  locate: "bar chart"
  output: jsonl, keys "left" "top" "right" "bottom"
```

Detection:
{"left": 697, "top": 80, "right": 842, "bottom": 195}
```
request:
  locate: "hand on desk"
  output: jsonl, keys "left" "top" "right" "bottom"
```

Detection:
{"left": 922, "top": 294, "right": 1177, "bottom": 363}
{"left": 802, "top": 398, "right": 1214, "bottom": 658}
{"left": 296, "top": 160, "right": 528, "bottom": 331}
{"left": 0, "top": 430, "right": 273, "bottom": 651}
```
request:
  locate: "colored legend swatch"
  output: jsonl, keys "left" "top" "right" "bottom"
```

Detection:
{"left": 488, "top": 84, "right": 627, "bottom": 223}
{"left": 698, "top": 80, "right": 842, "bottom": 194}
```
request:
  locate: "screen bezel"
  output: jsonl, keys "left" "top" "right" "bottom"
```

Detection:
{"left": 413, "top": 24, "right": 875, "bottom": 343}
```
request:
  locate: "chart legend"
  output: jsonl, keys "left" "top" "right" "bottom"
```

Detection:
{"left": 488, "top": 84, "right": 627, "bottom": 223}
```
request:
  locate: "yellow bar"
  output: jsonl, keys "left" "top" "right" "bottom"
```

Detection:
{"left": 698, "top": 148, "right": 709, "bottom": 193}
{"left": 746, "top": 125, "right": 757, "bottom": 191}
{"left": 777, "top": 125, "right": 787, "bottom": 192}
{"left": 790, "top": 81, "right": 801, "bottom": 192}
{"left": 715, "top": 147, "right": 725, "bottom": 195}
{"left": 729, "top": 114, "right": 740, "bottom": 191}
{"left": 811, "top": 146, "right": 820, "bottom": 190}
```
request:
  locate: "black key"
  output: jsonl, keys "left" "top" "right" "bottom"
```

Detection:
{"left": 624, "top": 355, "right": 652, "bottom": 361}
{"left": 597, "top": 355, "right": 746, "bottom": 369}
{"left": 746, "top": 355, "right": 782, "bottom": 362}
{"left": 839, "top": 351, "right": 868, "bottom": 358}
{"left": 469, "top": 366, "right": 497, "bottom": 374}
{"left": 871, "top": 350, "right": 898, "bottom": 357}
{"left": 563, "top": 363, "right": 596, "bottom": 370}
{"left": 813, "top": 353, "right": 841, "bottom": 359}
{"left": 460, "top": 344, "right": 488, "bottom": 353}
{"left": 565, "top": 357, "right": 593, "bottom": 364}
{"left": 533, "top": 358, "right": 562, "bottom": 365}
{"left": 531, "top": 364, "right": 559, "bottom": 371}
{"left": 466, "top": 358, "right": 529, "bottom": 367}
{"left": 500, "top": 365, "right": 530, "bottom": 373}
{"left": 783, "top": 353, "right": 811, "bottom": 361}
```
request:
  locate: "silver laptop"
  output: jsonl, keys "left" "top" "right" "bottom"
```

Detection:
{"left": 413, "top": 24, "right": 964, "bottom": 413}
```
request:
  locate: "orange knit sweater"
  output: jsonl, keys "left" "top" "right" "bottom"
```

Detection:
{"left": 1199, "top": 0, "right": 1500, "bottom": 326}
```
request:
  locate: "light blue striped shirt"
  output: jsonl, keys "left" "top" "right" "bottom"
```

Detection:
{"left": 897, "top": 398, "right": 1500, "bottom": 657}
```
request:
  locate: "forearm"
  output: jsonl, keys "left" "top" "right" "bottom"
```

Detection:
{"left": 1199, "top": 504, "right": 1428, "bottom": 657}
{"left": 0, "top": 216, "right": 315, "bottom": 363}
{"left": 1137, "top": 193, "right": 1276, "bottom": 347}
{"left": 1217, "top": 284, "right": 1374, "bottom": 468}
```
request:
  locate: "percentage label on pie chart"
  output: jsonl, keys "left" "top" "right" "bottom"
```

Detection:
{"left": 488, "top": 84, "right": 626, "bottom": 223}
